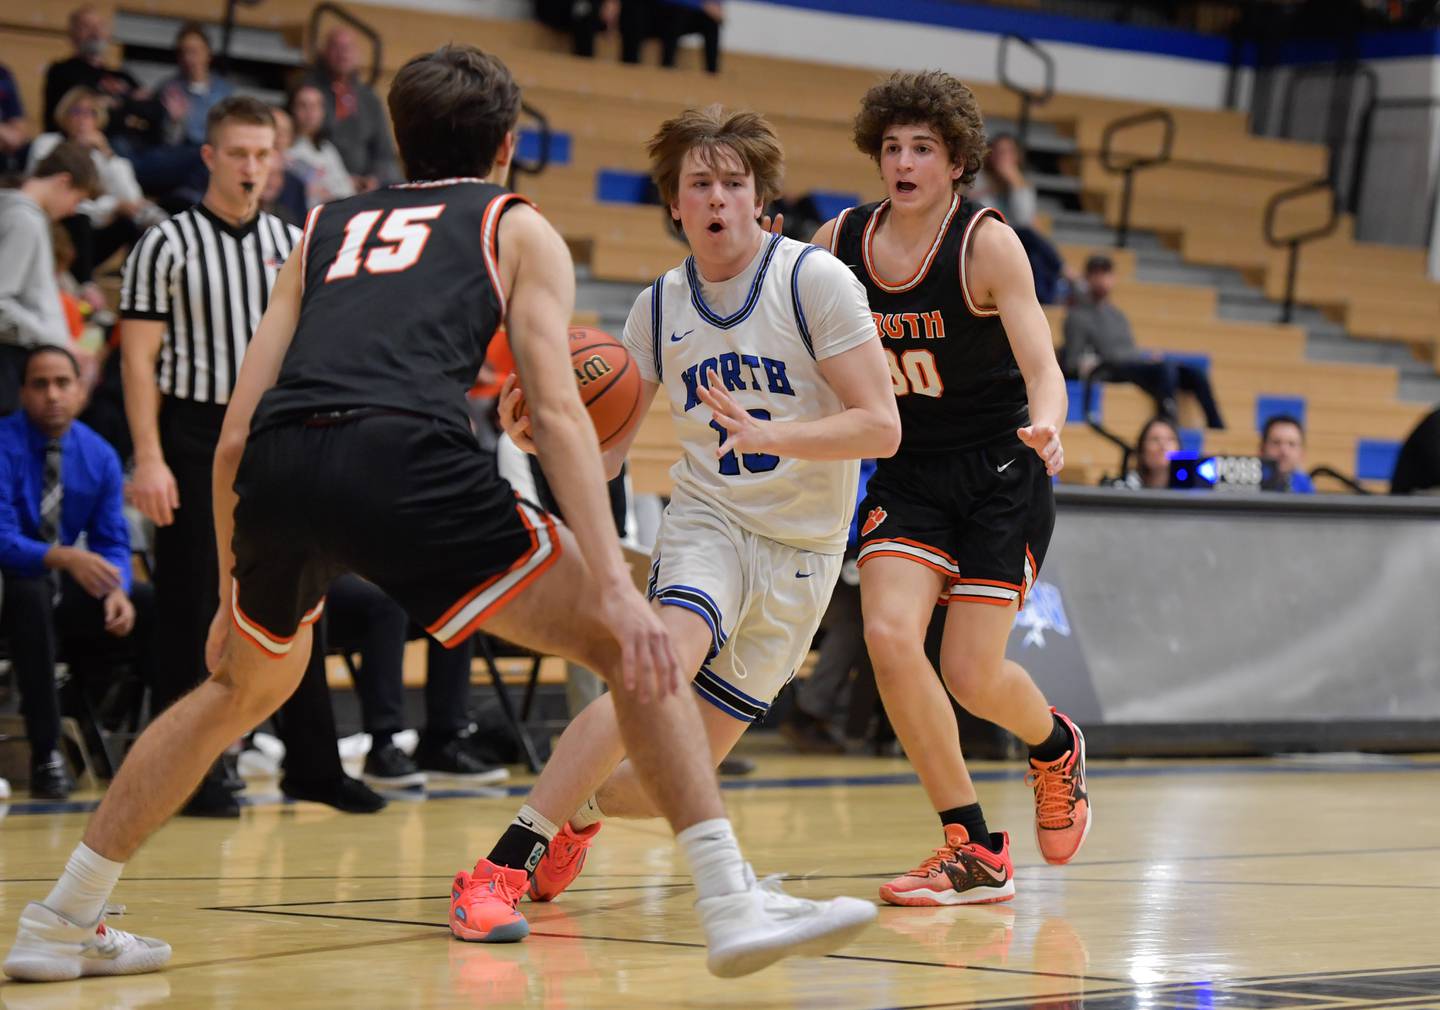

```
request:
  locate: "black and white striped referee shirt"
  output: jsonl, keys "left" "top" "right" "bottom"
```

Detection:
{"left": 119, "top": 204, "right": 301, "bottom": 404}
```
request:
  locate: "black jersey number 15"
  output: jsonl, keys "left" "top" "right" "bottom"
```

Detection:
{"left": 325, "top": 205, "right": 446, "bottom": 282}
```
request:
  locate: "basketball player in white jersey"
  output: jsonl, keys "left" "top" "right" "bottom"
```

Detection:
{"left": 462, "top": 105, "right": 900, "bottom": 921}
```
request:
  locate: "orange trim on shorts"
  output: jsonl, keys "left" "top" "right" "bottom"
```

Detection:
{"left": 229, "top": 582, "right": 325, "bottom": 660}
{"left": 944, "top": 593, "right": 1017, "bottom": 608}
{"left": 859, "top": 536, "right": 960, "bottom": 566}
{"left": 955, "top": 577, "right": 1024, "bottom": 590}
{"left": 1021, "top": 545, "right": 1038, "bottom": 609}
{"left": 425, "top": 503, "right": 561, "bottom": 647}
{"left": 858, "top": 549, "right": 956, "bottom": 580}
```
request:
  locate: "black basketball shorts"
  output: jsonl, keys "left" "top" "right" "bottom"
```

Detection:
{"left": 229, "top": 411, "right": 561, "bottom": 658}
{"left": 857, "top": 441, "right": 1055, "bottom": 608}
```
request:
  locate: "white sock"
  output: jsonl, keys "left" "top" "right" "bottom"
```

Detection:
{"left": 677, "top": 818, "right": 750, "bottom": 900}
{"left": 44, "top": 843, "right": 124, "bottom": 924}
{"left": 570, "top": 794, "right": 605, "bottom": 831}
{"left": 513, "top": 804, "right": 559, "bottom": 843}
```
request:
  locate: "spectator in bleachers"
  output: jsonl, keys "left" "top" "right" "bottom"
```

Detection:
{"left": 973, "top": 133, "right": 1035, "bottom": 227}
{"left": 659, "top": 0, "right": 723, "bottom": 73}
{"left": 261, "top": 108, "right": 307, "bottom": 228}
{"left": 618, "top": 0, "right": 664, "bottom": 66}
{"left": 1391, "top": 405, "right": 1440, "bottom": 495}
{"left": 1062, "top": 254, "right": 1225, "bottom": 429}
{"left": 43, "top": 5, "right": 162, "bottom": 149}
{"left": 302, "top": 28, "right": 399, "bottom": 192}
{"left": 973, "top": 134, "right": 1067, "bottom": 303}
{"left": 535, "top": 0, "right": 620, "bottom": 58}
{"left": 285, "top": 84, "right": 356, "bottom": 209}
{"left": 156, "top": 23, "right": 234, "bottom": 148}
{"left": 0, "top": 345, "right": 154, "bottom": 799}
{"left": 1259, "top": 414, "right": 1314, "bottom": 493}
{"left": 28, "top": 87, "right": 166, "bottom": 284}
{"left": 0, "top": 142, "right": 98, "bottom": 414}
{"left": 1108, "top": 416, "right": 1180, "bottom": 490}
{"left": 0, "top": 62, "right": 32, "bottom": 175}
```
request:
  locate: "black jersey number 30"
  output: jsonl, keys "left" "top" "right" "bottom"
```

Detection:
{"left": 324, "top": 205, "right": 446, "bottom": 282}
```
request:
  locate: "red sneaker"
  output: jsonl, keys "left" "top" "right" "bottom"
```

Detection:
{"left": 528, "top": 822, "right": 600, "bottom": 902}
{"left": 1025, "top": 708, "right": 1091, "bottom": 865}
{"left": 449, "top": 860, "right": 530, "bottom": 942}
{"left": 879, "top": 826, "right": 1015, "bottom": 906}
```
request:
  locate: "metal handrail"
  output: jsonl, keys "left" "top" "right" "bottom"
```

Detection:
{"left": 510, "top": 101, "right": 553, "bottom": 180}
{"left": 218, "top": 0, "right": 263, "bottom": 75}
{"left": 307, "top": 2, "right": 382, "bottom": 88}
{"left": 1099, "top": 108, "right": 1175, "bottom": 248}
{"left": 1081, "top": 364, "right": 1136, "bottom": 473}
{"left": 1308, "top": 466, "right": 1372, "bottom": 495}
{"left": 1262, "top": 177, "right": 1338, "bottom": 323}
{"left": 996, "top": 34, "right": 1054, "bottom": 155}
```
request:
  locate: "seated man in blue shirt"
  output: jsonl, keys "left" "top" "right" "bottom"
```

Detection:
{"left": 0, "top": 346, "right": 151, "bottom": 799}
{"left": 1260, "top": 414, "right": 1315, "bottom": 494}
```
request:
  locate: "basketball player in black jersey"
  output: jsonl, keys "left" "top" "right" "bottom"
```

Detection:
{"left": 4, "top": 46, "right": 872, "bottom": 983}
{"left": 813, "top": 71, "right": 1091, "bottom": 907}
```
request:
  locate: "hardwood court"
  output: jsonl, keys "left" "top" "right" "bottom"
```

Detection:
{"left": 1, "top": 743, "right": 1438, "bottom": 1009}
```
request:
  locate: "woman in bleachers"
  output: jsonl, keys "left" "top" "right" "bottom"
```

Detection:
{"left": 156, "top": 23, "right": 235, "bottom": 148}
{"left": 27, "top": 87, "right": 165, "bottom": 283}
{"left": 284, "top": 84, "right": 356, "bottom": 210}
{"left": 1109, "top": 416, "right": 1180, "bottom": 490}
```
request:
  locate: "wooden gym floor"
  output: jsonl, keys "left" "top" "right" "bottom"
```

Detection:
{"left": 1, "top": 739, "right": 1438, "bottom": 1009}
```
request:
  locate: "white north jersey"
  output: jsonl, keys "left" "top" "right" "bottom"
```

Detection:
{"left": 623, "top": 234, "right": 877, "bottom": 553}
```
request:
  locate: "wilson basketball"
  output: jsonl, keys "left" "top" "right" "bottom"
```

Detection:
{"left": 516, "top": 326, "right": 643, "bottom": 451}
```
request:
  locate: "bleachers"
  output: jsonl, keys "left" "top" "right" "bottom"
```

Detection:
{"left": 4, "top": 0, "right": 1429, "bottom": 494}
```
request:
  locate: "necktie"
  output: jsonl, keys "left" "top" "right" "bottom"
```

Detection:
{"left": 40, "top": 437, "right": 62, "bottom": 604}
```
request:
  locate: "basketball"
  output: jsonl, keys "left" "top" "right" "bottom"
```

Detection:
{"left": 516, "top": 326, "right": 644, "bottom": 451}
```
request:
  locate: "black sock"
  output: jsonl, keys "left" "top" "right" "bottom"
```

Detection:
{"left": 1029, "top": 713, "right": 1074, "bottom": 763}
{"left": 487, "top": 824, "right": 550, "bottom": 874}
{"left": 938, "top": 803, "right": 998, "bottom": 852}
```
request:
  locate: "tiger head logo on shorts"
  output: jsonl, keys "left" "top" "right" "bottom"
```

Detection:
{"left": 861, "top": 507, "right": 887, "bottom": 537}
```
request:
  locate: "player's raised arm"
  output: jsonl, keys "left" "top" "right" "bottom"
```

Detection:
{"left": 699, "top": 251, "right": 899, "bottom": 462}
{"left": 968, "top": 216, "right": 1067, "bottom": 475}
{"left": 499, "top": 203, "right": 680, "bottom": 698}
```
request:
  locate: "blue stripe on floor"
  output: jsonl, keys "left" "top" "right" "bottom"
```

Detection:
{"left": 2, "top": 759, "right": 1433, "bottom": 815}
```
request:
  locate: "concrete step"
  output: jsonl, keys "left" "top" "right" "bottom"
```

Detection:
{"left": 985, "top": 118, "right": 1077, "bottom": 156}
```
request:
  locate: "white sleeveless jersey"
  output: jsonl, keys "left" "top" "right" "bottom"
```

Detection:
{"left": 622, "top": 234, "right": 876, "bottom": 554}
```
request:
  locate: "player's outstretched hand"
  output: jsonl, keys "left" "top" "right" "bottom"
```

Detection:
{"left": 758, "top": 211, "right": 784, "bottom": 235}
{"left": 497, "top": 373, "right": 536, "bottom": 454}
{"left": 599, "top": 587, "right": 682, "bottom": 701}
{"left": 1018, "top": 423, "right": 1064, "bottom": 476}
{"left": 699, "top": 369, "right": 772, "bottom": 458}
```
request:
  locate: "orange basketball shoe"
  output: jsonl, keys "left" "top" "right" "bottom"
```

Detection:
{"left": 449, "top": 860, "right": 531, "bottom": 942}
{"left": 528, "top": 822, "right": 601, "bottom": 902}
{"left": 879, "top": 826, "right": 1015, "bottom": 906}
{"left": 1025, "top": 708, "right": 1091, "bottom": 865}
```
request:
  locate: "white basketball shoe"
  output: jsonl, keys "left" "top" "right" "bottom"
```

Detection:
{"left": 698, "top": 867, "right": 876, "bottom": 978}
{"left": 3, "top": 903, "right": 171, "bottom": 982}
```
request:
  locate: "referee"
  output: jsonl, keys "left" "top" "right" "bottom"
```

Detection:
{"left": 119, "top": 96, "right": 379, "bottom": 816}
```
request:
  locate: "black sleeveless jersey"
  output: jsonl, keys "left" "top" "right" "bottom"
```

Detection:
{"left": 253, "top": 179, "right": 526, "bottom": 433}
{"left": 831, "top": 194, "right": 1029, "bottom": 454}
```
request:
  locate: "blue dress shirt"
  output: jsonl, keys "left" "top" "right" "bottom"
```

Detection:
{"left": 0, "top": 412, "right": 132, "bottom": 593}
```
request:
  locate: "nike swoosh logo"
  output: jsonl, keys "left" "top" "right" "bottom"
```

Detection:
{"left": 997, "top": 459, "right": 1016, "bottom": 473}
{"left": 975, "top": 860, "right": 1008, "bottom": 884}
{"left": 669, "top": 329, "right": 694, "bottom": 343}
{"left": 795, "top": 571, "right": 812, "bottom": 578}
